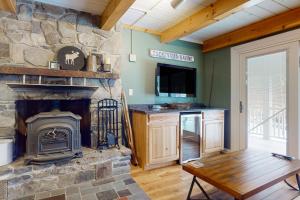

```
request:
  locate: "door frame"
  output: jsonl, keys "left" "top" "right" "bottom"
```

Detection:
{"left": 231, "top": 29, "right": 300, "bottom": 157}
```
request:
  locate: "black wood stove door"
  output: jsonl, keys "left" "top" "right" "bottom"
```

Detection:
{"left": 38, "top": 127, "right": 72, "bottom": 154}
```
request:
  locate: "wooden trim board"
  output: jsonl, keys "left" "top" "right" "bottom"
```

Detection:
{"left": 0, "top": 66, "right": 119, "bottom": 79}
{"left": 101, "top": 0, "right": 135, "bottom": 30}
{"left": 123, "top": 24, "right": 161, "bottom": 36}
{"left": 203, "top": 6, "right": 300, "bottom": 52}
{"left": 160, "top": 0, "right": 264, "bottom": 43}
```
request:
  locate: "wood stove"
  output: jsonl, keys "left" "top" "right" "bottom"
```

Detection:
{"left": 25, "top": 108, "right": 82, "bottom": 165}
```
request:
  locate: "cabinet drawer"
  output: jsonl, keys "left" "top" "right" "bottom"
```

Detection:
{"left": 148, "top": 113, "right": 179, "bottom": 124}
{"left": 202, "top": 111, "right": 224, "bottom": 120}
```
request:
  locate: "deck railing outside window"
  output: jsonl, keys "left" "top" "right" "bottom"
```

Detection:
{"left": 248, "top": 107, "right": 286, "bottom": 140}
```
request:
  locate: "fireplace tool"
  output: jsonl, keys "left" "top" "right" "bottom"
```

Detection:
{"left": 97, "top": 99, "right": 119, "bottom": 149}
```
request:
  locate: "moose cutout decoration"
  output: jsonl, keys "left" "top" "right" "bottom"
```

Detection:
{"left": 58, "top": 46, "right": 85, "bottom": 70}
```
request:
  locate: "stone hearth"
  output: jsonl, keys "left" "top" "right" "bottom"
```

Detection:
{"left": 0, "top": 147, "right": 148, "bottom": 200}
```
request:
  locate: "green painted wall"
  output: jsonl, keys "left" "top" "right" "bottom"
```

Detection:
{"left": 203, "top": 47, "right": 231, "bottom": 109}
{"left": 121, "top": 29, "right": 203, "bottom": 104}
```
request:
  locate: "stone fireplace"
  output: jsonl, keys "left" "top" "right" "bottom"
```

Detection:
{"left": 0, "top": 1, "right": 149, "bottom": 199}
{"left": 0, "top": 0, "right": 122, "bottom": 155}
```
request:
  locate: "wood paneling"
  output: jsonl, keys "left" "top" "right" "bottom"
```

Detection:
{"left": 0, "top": 0, "right": 16, "bottom": 13}
{"left": 101, "top": 0, "right": 136, "bottom": 30}
{"left": 160, "top": 0, "right": 264, "bottom": 43}
{"left": 0, "top": 66, "right": 119, "bottom": 79}
{"left": 203, "top": 6, "right": 300, "bottom": 52}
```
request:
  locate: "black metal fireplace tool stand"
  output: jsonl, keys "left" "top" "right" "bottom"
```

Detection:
{"left": 97, "top": 99, "right": 119, "bottom": 150}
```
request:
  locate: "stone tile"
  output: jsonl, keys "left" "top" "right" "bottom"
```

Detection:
{"left": 35, "top": 191, "right": 51, "bottom": 199}
{"left": 50, "top": 188, "right": 65, "bottom": 196}
{"left": 113, "top": 162, "right": 128, "bottom": 168}
{"left": 66, "top": 193, "right": 81, "bottom": 200}
{"left": 0, "top": 43, "right": 9, "bottom": 58}
{"left": 119, "top": 156, "right": 131, "bottom": 162}
{"left": 113, "top": 181, "right": 127, "bottom": 191}
{"left": 92, "top": 177, "right": 115, "bottom": 186}
{"left": 81, "top": 193, "right": 98, "bottom": 200}
{"left": 117, "top": 189, "right": 132, "bottom": 197}
{"left": 80, "top": 185, "right": 100, "bottom": 196}
{"left": 96, "top": 161, "right": 112, "bottom": 180}
{"left": 0, "top": 180, "right": 7, "bottom": 199}
{"left": 127, "top": 183, "right": 144, "bottom": 194}
{"left": 113, "top": 174, "right": 131, "bottom": 182}
{"left": 74, "top": 170, "right": 95, "bottom": 184}
{"left": 77, "top": 182, "right": 92, "bottom": 190}
{"left": 98, "top": 182, "right": 113, "bottom": 192}
{"left": 123, "top": 178, "right": 135, "bottom": 186}
{"left": 14, "top": 166, "right": 32, "bottom": 175}
{"left": 118, "top": 197, "right": 128, "bottom": 200}
{"left": 96, "top": 189, "right": 118, "bottom": 200}
{"left": 41, "top": 194, "right": 66, "bottom": 200}
{"left": 65, "top": 186, "right": 78, "bottom": 194}
{"left": 14, "top": 195, "right": 35, "bottom": 200}
{"left": 112, "top": 166, "right": 130, "bottom": 176}
{"left": 8, "top": 174, "right": 32, "bottom": 186}
{"left": 128, "top": 192, "right": 150, "bottom": 200}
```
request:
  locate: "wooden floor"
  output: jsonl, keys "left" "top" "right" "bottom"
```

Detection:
{"left": 131, "top": 164, "right": 300, "bottom": 200}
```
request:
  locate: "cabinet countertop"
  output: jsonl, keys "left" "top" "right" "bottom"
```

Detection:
{"left": 129, "top": 105, "right": 227, "bottom": 114}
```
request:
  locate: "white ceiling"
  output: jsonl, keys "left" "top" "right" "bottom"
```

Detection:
{"left": 33, "top": 0, "right": 300, "bottom": 44}
{"left": 120, "top": 0, "right": 300, "bottom": 43}
{"left": 33, "top": 0, "right": 110, "bottom": 15}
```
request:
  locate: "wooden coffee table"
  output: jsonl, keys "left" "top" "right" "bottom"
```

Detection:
{"left": 183, "top": 150, "right": 300, "bottom": 200}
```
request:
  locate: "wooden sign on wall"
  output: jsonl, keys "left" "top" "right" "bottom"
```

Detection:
{"left": 149, "top": 49, "right": 194, "bottom": 63}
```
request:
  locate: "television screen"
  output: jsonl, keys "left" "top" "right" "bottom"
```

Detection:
{"left": 156, "top": 63, "right": 196, "bottom": 97}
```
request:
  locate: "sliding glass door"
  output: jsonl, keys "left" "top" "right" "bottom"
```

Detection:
{"left": 246, "top": 51, "right": 287, "bottom": 154}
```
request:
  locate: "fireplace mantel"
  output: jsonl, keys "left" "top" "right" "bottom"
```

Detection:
{"left": 0, "top": 66, "right": 119, "bottom": 79}
{"left": 0, "top": 66, "right": 119, "bottom": 89}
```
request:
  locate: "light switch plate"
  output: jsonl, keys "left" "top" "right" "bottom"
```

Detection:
{"left": 129, "top": 89, "right": 133, "bottom": 96}
{"left": 129, "top": 53, "right": 136, "bottom": 62}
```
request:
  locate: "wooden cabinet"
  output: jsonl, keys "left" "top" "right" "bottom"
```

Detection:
{"left": 202, "top": 111, "right": 224, "bottom": 155}
{"left": 131, "top": 109, "right": 225, "bottom": 170}
{"left": 132, "top": 112, "right": 179, "bottom": 170}
{"left": 149, "top": 123, "right": 179, "bottom": 164}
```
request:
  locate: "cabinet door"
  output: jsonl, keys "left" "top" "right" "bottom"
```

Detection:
{"left": 202, "top": 119, "right": 224, "bottom": 154}
{"left": 148, "top": 125, "right": 165, "bottom": 164}
{"left": 148, "top": 123, "right": 179, "bottom": 164}
{"left": 163, "top": 124, "right": 178, "bottom": 159}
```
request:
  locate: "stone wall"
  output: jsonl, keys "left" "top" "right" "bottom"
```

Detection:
{"left": 0, "top": 0, "right": 123, "bottom": 148}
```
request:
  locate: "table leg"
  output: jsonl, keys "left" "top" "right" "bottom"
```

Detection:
{"left": 296, "top": 174, "right": 300, "bottom": 190}
{"left": 284, "top": 174, "right": 300, "bottom": 191}
{"left": 186, "top": 176, "right": 211, "bottom": 200}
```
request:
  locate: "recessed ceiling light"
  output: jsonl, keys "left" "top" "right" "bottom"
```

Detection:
{"left": 171, "top": 0, "right": 184, "bottom": 9}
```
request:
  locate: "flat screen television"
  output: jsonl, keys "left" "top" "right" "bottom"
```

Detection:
{"left": 155, "top": 63, "right": 196, "bottom": 97}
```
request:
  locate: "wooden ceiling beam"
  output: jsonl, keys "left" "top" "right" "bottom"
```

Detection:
{"left": 160, "top": 0, "right": 264, "bottom": 43}
{"left": 202, "top": 7, "right": 300, "bottom": 53}
{"left": 0, "top": 0, "right": 16, "bottom": 13}
{"left": 101, "top": 0, "right": 135, "bottom": 30}
{"left": 123, "top": 24, "right": 162, "bottom": 36}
